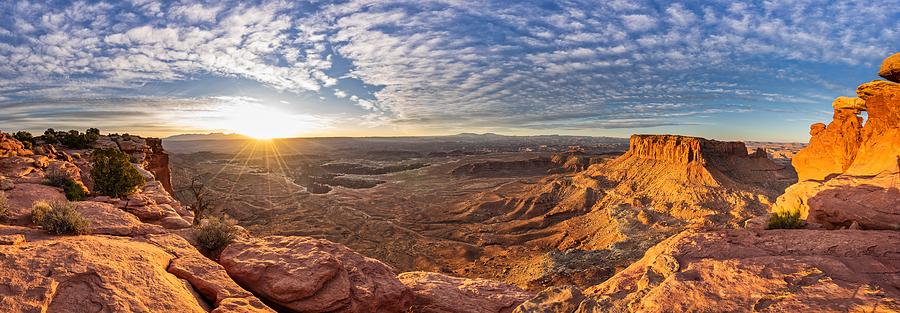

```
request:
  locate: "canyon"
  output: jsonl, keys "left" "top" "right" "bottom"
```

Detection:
{"left": 0, "top": 53, "right": 897, "bottom": 312}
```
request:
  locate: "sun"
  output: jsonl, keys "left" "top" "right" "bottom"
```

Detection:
{"left": 205, "top": 103, "right": 323, "bottom": 140}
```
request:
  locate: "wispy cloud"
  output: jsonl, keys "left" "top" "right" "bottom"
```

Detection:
{"left": 0, "top": 0, "right": 898, "bottom": 139}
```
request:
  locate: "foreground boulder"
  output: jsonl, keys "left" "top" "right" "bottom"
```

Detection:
{"left": 879, "top": 52, "right": 900, "bottom": 83}
{"left": 0, "top": 226, "right": 208, "bottom": 312}
{"left": 398, "top": 271, "right": 533, "bottom": 313}
{"left": 585, "top": 229, "right": 900, "bottom": 312}
{"left": 220, "top": 236, "right": 414, "bottom": 312}
{"left": 0, "top": 226, "right": 273, "bottom": 313}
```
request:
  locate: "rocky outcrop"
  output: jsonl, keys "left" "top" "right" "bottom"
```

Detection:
{"left": 398, "top": 271, "right": 533, "bottom": 313}
{"left": 0, "top": 226, "right": 209, "bottom": 313}
{"left": 74, "top": 201, "right": 165, "bottom": 236}
{"left": 146, "top": 138, "right": 174, "bottom": 195}
{"left": 219, "top": 236, "right": 414, "bottom": 313}
{"left": 773, "top": 56, "right": 900, "bottom": 229}
{"left": 627, "top": 135, "right": 748, "bottom": 165}
{"left": 513, "top": 286, "right": 598, "bottom": 313}
{"left": 879, "top": 52, "right": 900, "bottom": 83}
{"left": 791, "top": 97, "right": 865, "bottom": 181}
{"left": 0, "top": 133, "right": 32, "bottom": 158}
{"left": 457, "top": 134, "right": 795, "bottom": 290}
{"left": 584, "top": 229, "right": 900, "bottom": 312}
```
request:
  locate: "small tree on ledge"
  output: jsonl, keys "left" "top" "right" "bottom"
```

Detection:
{"left": 91, "top": 148, "right": 145, "bottom": 198}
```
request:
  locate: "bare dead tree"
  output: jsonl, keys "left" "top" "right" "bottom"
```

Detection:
{"left": 177, "top": 175, "right": 216, "bottom": 225}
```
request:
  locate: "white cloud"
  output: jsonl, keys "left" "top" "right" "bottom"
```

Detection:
{"left": 621, "top": 14, "right": 657, "bottom": 32}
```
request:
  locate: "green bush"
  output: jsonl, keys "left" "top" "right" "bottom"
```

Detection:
{"left": 40, "top": 128, "right": 100, "bottom": 149}
{"left": 31, "top": 201, "right": 90, "bottom": 235}
{"left": 0, "top": 191, "right": 8, "bottom": 220}
{"left": 767, "top": 209, "right": 804, "bottom": 229}
{"left": 44, "top": 169, "right": 87, "bottom": 201}
{"left": 91, "top": 148, "right": 145, "bottom": 197}
{"left": 194, "top": 217, "right": 239, "bottom": 255}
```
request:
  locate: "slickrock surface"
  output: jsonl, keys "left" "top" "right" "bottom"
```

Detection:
{"left": 3, "top": 183, "right": 67, "bottom": 222}
{"left": 398, "top": 271, "right": 533, "bottom": 313}
{"left": 0, "top": 226, "right": 208, "bottom": 313}
{"left": 74, "top": 201, "right": 165, "bottom": 236}
{"left": 774, "top": 61, "right": 900, "bottom": 229}
{"left": 513, "top": 285, "right": 598, "bottom": 313}
{"left": 220, "top": 236, "right": 414, "bottom": 313}
{"left": 583, "top": 229, "right": 900, "bottom": 312}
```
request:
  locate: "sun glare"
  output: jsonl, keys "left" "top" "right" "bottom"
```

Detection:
{"left": 200, "top": 103, "right": 323, "bottom": 140}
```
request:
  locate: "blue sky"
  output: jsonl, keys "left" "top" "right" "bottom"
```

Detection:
{"left": 0, "top": 0, "right": 898, "bottom": 141}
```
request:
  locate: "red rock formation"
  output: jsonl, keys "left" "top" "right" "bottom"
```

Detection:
{"left": 792, "top": 98, "right": 865, "bottom": 181}
{"left": 773, "top": 59, "right": 900, "bottom": 229}
{"left": 512, "top": 286, "right": 597, "bottom": 313}
{"left": 583, "top": 229, "right": 900, "bottom": 312}
{"left": 0, "top": 133, "right": 32, "bottom": 157}
{"left": 219, "top": 236, "right": 414, "bottom": 313}
{"left": 879, "top": 52, "right": 900, "bottom": 83}
{"left": 146, "top": 138, "right": 174, "bottom": 195}
{"left": 626, "top": 134, "right": 749, "bottom": 165}
{"left": 398, "top": 271, "right": 533, "bottom": 313}
{"left": 0, "top": 226, "right": 210, "bottom": 313}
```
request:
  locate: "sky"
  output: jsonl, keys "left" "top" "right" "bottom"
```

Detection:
{"left": 0, "top": 0, "right": 898, "bottom": 141}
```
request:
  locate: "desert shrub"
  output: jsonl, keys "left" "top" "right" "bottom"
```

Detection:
{"left": 13, "top": 131, "right": 35, "bottom": 149}
{"left": 42, "top": 128, "right": 58, "bottom": 144}
{"left": 767, "top": 209, "right": 804, "bottom": 229}
{"left": 39, "top": 128, "right": 100, "bottom": 149}
{"left": 91, "top": 148, "right": 145, "bottom": 197}
{"left": 44, "top": 169, "right": 87, "bottom": 201}
{"left": 44, "top": 168, "right": 70, "bottom": 187}
{"left": 0, "top": 191, "right": 8, "bottom": 220}
{"left": 62, "top": 180, "right": 87, "bottom": 201}
{"left": 194, "top": 216, "right": 239, "bottom": 255}
{"left": 31, "top": 201, "right": 90, "bottom": 235}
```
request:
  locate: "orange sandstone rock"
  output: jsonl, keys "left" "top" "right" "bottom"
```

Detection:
{"left": 585, "top": 229, "right": 900, "bottom": 312}
{"left": 399, "top": 271, "right": 533, "bottom": 313}
{"left": 879, "top": 52, "right": 900, "bottom": 83}
{"left": 0, "top": 226, "right": 208, "bottom": 313}
{"left": 220, "top": 236, "right": 414, "bottom": 313}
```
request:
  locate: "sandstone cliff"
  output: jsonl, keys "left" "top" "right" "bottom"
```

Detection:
{"left": 454, "top": 133, "right": 795, "bottom": 290}
{"left": 774, "top": 57, "right": 900, "bottom": 230}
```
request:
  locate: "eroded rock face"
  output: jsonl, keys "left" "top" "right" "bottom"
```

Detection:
{"left": 585, "top": 229, "right": 900, "bottom": 312}
{"left": 627, "top": 135, "right": 748, "bottom": 165}
{"left": 220, "top": 236, "right": 414, "bottom": 313}
{"left": 879, "top": 52, "right": 900, "bottom": 83}
{"left": 773, "top": 71, "right": 900, "bottom": 229}
{"left": 792, "top": 104, "right": 864, "bottom": 181}
{"left": 146, "top": 138, "right": 174, "bottom": 195}
{"left": 399, "top": 271, "right": 533, "bottom": 313}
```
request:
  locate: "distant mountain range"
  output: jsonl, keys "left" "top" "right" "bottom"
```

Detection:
{"left": 163, "top": 133, "right": 253, "bottom": 141}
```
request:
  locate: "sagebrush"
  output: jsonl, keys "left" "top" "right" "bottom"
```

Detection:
{"left": 31, "top": 201, "right": 90, "bottom": 235}
{"left": 0, "top": 191, "right": 8, "bottom": 220}
{"left": 767, "top": 209, "right": 804, "bottom": 229}
{"left": 194, "top": 216, "right": 240, "bottom": 255}
{"left": 44, "top": 169, "right": 86, "bottom": 201}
